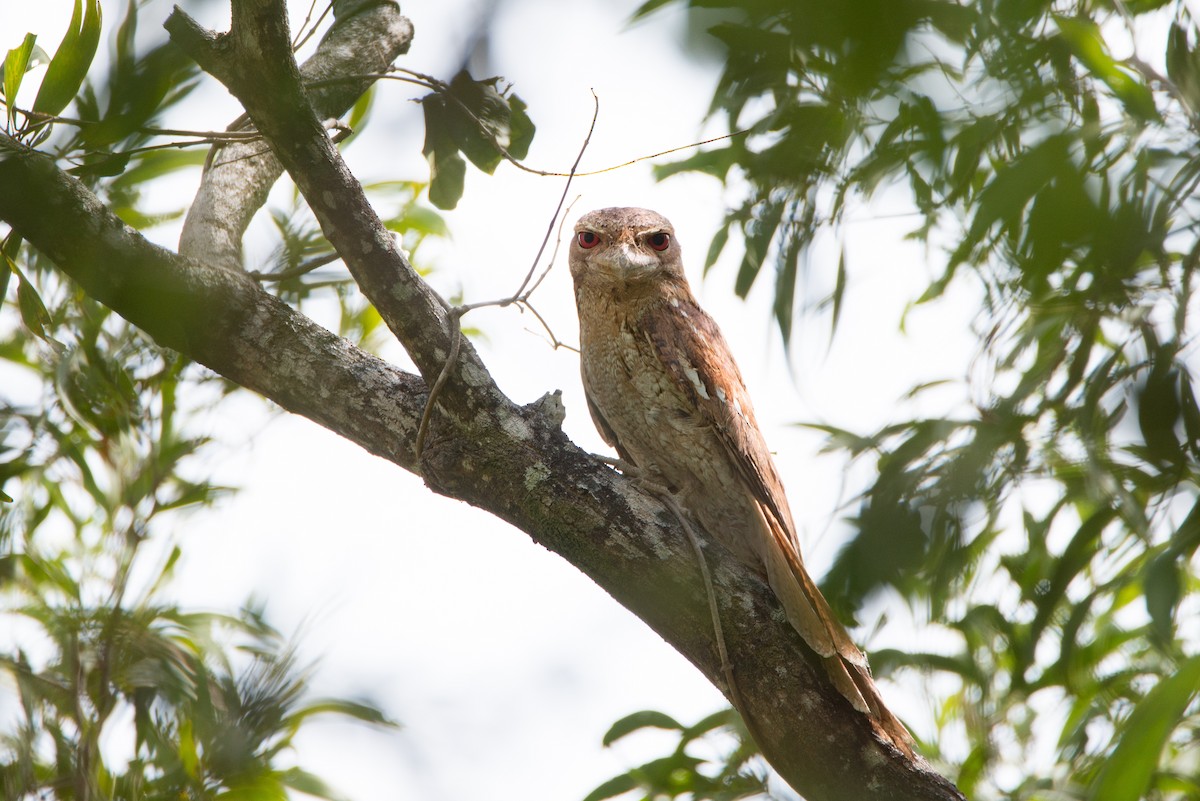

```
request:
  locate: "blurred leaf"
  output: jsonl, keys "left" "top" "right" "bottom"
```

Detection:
{"left": 14, "top": 268, "right": 52, "bottom": 341}
{"left": 703, "top": 219, "right": 730, "bottom": 275}
{"left": 631, "top": 0, "right": 674, "bottom": 20}
{"left": 507, "top": 94, "right": 535, "bottom": 161}
{"left": 32, "top": 0, "right": 103, "bottom": 117}
{"left": 602, "top": 710, "right": 684, "bottom": 746}
{"left": 1090, "top": 655, "right": 1200, "bottom": 801}
{"left": 66, "top": 150, "right": 131, "bottom": 178}
{"left": 278, "top": 767, "right": 348, "bottom": 801}
{"left": 288, "top": 698, "right": 398, "bottom": 728}
{"left": 111, "top": 149, "right": 206, "bottom": 189}
{"left": 346, "top": 82, "right": 374, "bottom": 132}
{"left": 734, "top": 201, "right": 782, "bottom": 298}
{"left": 3, "top": 33, "right": 39, "bottom": 129}
{"left": 1054, "top": 15, "right": 1159, "bottom": 121}
{"left": 1143, "top": 552, "right": 1180, "bottom": 644}
{"left": 582, "top": 772, "right": 638, "bottom": 801}
{"left": 419, "top": 70, "right": 536, "bottom": 208}
{"left": 0, "top": 250, "right": 12, "bottom": 302}
{"left": 425, "top": 149, "right": 465, "bottom": 210}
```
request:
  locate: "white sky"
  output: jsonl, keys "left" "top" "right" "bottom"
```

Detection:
{"left": 0, "top": 1, "right": 980, "bottom": 799}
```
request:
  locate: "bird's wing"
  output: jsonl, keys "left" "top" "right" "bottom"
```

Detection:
{"left": 584, "top": 389, "right": 637, "bottom": 467}
{"left": 637, "top": 296, "right": 798, "bottom": 542}
{"left": 638, "top": 296, "right": 915, "bottom": 755}
{"left": 637, "top": 297, "right": 868, "bottom": 665}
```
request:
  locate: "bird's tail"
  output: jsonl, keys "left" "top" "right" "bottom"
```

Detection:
{"left": 760, "top": 512, "right": 916, "bottom": 757}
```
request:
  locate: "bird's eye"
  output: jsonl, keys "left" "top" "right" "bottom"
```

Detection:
{"left": 577, "top": 231, "right": 600, "bottom": 249}
{"left": 648, "top": 232, "right": 671, "bottom": 252}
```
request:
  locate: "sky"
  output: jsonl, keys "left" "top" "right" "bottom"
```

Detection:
{"left": 0, "top": 1, "right": 981, "bottom": 799}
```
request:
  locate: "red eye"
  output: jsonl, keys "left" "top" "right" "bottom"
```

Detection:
{"left": 648, "top": 232, "right": 671, "bottom": 251}
{"left": 577, "top": 231, "right": 600, "bottom": 249}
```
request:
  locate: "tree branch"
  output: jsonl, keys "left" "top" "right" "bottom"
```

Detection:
{"left": 178, "top": 0, "right": 414, "bottom": 269}
{"left": 165, "top": 0, "right": 481, "bottom": 422}
{"left": 0, "top": 0, "right": 966, "bottom": 792}
{"left": 0, "top": 128, "right": 962, "bottom": 801}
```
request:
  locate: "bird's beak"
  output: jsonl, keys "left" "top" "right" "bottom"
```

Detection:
{"left": 594, "top": 241, "right": 658, "bottom": 277}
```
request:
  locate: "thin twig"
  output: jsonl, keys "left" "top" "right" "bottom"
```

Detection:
{"left": 593, "top": 455, "right": 745, "bottom": 712}
{"left": 414, "top": 309, "right": 462, "bottom": 458}
{"left": 460, "top": 93, "right": 598, "bottom": 314}
{"left": 17, "top": 109, "right": 263, "bottom": 141}
{"left": 291, "top": 0, "right": 332, "bottom": 50}
{"left": 248, "top": 251, "right": 341, "bottom": 282}
{"left": 306, "top": 70, "right": 747, "bottom": 179}
{"left": 655, "top": 491, "right": 746, "bottom": 714}
{"left": 526, "top": 195, "right": 581, "bottom": 299}
{"left": 413, "top": 97, "right": 600, "bottom": 459}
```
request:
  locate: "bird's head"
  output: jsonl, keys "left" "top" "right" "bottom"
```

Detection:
{"left": 568, "top": 207, "right": 686, "bottom": 290}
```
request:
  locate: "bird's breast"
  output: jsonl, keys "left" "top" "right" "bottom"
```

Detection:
{"left": 577, "top": 293, "right": 732, "bottom": 492}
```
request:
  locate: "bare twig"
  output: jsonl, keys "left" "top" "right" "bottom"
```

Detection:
{"left": 292, "top": 0, "right": 333, "bottom": 50}
{"left": 656, "top": 491, "right": 746, "bottom": 715}
{"left": 414, "top": 309, "right": 463, "bottom": 458}
{"left": 307, "top": 69, "right": 747, "bottom": 179}
{"left": 248, "top": 251, "right": 341, "bottom": 282}
{"left": 17, "top": 109, "right": 264, "bottom": 142}
{"left": 413, "top": 96, "right": 600, "bottom": 458}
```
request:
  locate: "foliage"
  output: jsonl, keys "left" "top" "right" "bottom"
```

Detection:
{"left": 420, "top": 69, "right": 536, "bottom": 210}
{"left": 582, "top": 710, "right": 767, "bottom": 801}
{"left": 618, "top": 0, "right": 1200, "bottom": 799}
{"left": 0, "top": 1, "right": 464, "bottom": 797}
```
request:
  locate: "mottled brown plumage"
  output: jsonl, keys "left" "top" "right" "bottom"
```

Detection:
{"left": 569, "top": 207, "right": 913, "bottom": 754}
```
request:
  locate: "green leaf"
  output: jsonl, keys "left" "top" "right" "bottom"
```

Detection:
{"left": 1143, "top": 553, "right": 1180, "bottom": 643}
{"left": 15, "top": 271, "right": 52, "bottom": 340}
{"left": 1091, "top": 655, "right": 1200, "bottom": 801}
{"left": 601, "top": 710, "right": 684, "bottom": 746}
{"left": 422, "top": 96, "right": 466, "bottom": 210}
{"left": 507, "top": 94, "right": 535, "bottom": 161}
{"left": 0, "top": 251, "right": 11, "bottom": 303}
{"left": 287, "top": 698, "right": 398, "bottom": 728}
{"left": 346, "top": 83, "right": 374, "bottom": 132}
{"left": 444, "top": 70, "right": 510, "bottom": 174}
{"left": 829, "top": 246, "right": 847, "bottom": 341}
{"left": 111, "top": 149, "right": 206, "bottom": 189}
{"left": 3, "top": 33, "right": 39, "bottom": 129}
{"left": 774, "top": 229, "right": 799, "bottom": 343}
{"left": 0, "top": 487, "right": 12, "bottom": 503}
{"left": 581, "top": 772, "right": 637, "bottom": 801}
{"left": 1054, "top": 15, "right": 1159, "bottom": 121}
{"left": 734, "top": 201, "right": 783, "bottom": 297}
{"left": 32, "top": 0, "right": 103, "bottom": 117}
{"left": 703, "top": 219, "right": 730, "bottom": 275}
{"left": 682, "top": 707, "right": 738, "bottom": 739}
{"left": 630, "top": 0, "right": 674, "bottom": 21}
{"left": 66, "top": 151, "right": 131, "bottom": 178}
{"left": 278, "top": 767, "right": 349, "bottom": 801}
{"left": 952, "top": 134, "right": 1071, "bottom": 267}
{"left": 426, "top": 149, "right": 465, "bottom": 210}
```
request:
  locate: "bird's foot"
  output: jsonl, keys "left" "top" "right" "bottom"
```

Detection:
{"left": 593, "top": 454, "right": 640, "bottom": 476}
{"left": 592, "top": 454, "right": 678, "bottom": 497}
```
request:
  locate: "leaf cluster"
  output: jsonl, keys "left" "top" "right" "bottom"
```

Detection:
{"left": 420, "top": 69, "right": 535, "bottom": 209}
{"left": 1, "top": 3, "right": 429, "bottom": 796}
{"left": 583, "top": 709, "right": 768, "bottom": 801}
{"left": 634, "top": 0, "right": 1200, "bottom": 798}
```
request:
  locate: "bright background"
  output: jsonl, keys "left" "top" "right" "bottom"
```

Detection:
{"left": 1, "top": 1, "right": 979, "bottom": 799}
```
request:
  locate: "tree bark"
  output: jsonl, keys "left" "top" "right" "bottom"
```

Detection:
{"left": 0, "top": 2, "right": 964, "bottom": 799}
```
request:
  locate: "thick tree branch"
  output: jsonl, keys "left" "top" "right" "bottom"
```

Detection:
{"left": 0, "top": 131, "right": 962, "bottom": 801}
{"left": 0, "top": 0, "right": 967, "bottom": 791}
{"left": 165, "top": 0, "right": 482, "bottom": 422}
{"left": 178, "top": 1, "right": 414, "bottom": 268}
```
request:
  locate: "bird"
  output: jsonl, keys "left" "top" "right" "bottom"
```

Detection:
{"left": 569, "top": 206, "right": 914, "bottom": 755}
